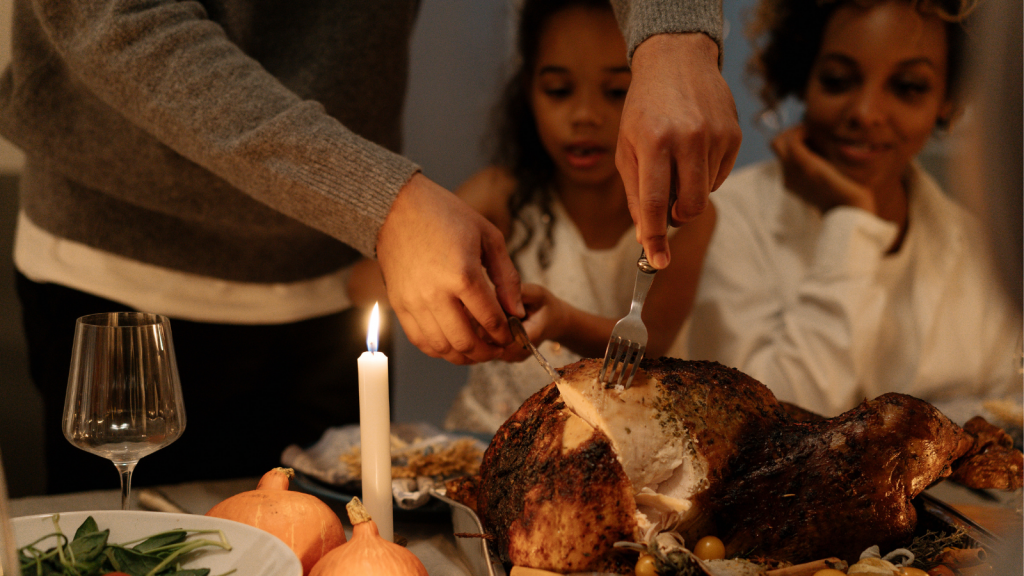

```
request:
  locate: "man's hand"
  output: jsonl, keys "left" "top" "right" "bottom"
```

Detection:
{"left": 616, "top": 32, "right": 741, "bottom": 269}
{"left": 376, "top": 173, "right": 524, "bottom": 364}
{"left": 499, "top": 283, "right": 568, "bottom": 362}
{"left": 771, "top": 124, "right": 876, "bottom": 215}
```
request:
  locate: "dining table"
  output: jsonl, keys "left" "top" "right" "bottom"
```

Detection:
{"left": 9, "top": 476, "right": 1022, "bottom": 576}
{"left": 9, "top": 476, "right": 479, "bottom": 576}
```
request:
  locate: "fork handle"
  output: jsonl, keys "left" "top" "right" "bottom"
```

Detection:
{"left": 638, "top": 249, "right": 658, "bottom": 274}
{"left": 629, "top": 260, "right": 657, "bottom": 313}
{"left": 636, "top": 191, "right": 675, "bottom": 273}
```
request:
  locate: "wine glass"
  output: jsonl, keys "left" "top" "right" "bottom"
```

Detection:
{"left": 0, "top": 447, "right": 20, "bottom": 574}
{"left": 62, "top": 312, "right": 186, "bottom": 510}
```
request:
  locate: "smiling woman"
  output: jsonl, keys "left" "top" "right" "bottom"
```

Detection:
{"left": 797, "top": 1, "right": 955, "bottom": 234}
{"left": 685, "top": 0, "right": 1023, "bottom": 419}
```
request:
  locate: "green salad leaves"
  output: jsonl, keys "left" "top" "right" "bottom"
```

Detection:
{"left": 18, "top": 514, "right": 235, "bottom": 576}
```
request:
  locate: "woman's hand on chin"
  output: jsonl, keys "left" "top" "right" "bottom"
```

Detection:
{"left": 772, "top": 124, "right": 877, "bottom": 216}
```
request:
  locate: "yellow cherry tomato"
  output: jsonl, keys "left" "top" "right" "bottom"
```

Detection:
{"left": 813, "top": 570, "right": 848, "bottom": 576}
{"left": 634, "top": 553, "right": 658, "bottom": 576}
{"left": 693, "top": 536, "right": 725, "bottom": 561}
{"left": 899, "top": 568, "right": 929, "bottom": 576}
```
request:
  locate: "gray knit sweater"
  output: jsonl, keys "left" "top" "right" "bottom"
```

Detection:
{"left": 0, "top": 0, "right": 721, "bottom": 284}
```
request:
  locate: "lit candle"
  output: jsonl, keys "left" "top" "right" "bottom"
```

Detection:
{"left": 357, "top": 303, "right": 393, "bottom": 542}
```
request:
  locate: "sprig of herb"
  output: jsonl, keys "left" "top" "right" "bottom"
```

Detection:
{"left": 18, "top": 514, "right": 235, "bottom": 576}
{"left": 907, "top": 526, "right": 973, "bottom": 571}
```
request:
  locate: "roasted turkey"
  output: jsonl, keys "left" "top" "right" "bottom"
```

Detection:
{"left": 454, "top": 358, "right": 1022, "bottom": 572}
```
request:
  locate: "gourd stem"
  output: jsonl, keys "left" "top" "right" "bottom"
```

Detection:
{"left": 257, "top": 467, "right": 295, "bottom": 490}
{"left": 274, "top": 467, "right": 296, "bottom": 479}
{"left": 346, "top": 497, "right": 373, "bottom": 525}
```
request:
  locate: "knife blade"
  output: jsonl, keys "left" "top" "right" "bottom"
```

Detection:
{"left": 508, "top": 316, "right": 561, "bottom": 383}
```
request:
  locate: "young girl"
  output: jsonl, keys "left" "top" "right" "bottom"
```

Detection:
{"left": 686, "top": 0, "right": 1021, "bottom": 418}
{"left": 438, "top": 0, "right": 715, "bottom": 432}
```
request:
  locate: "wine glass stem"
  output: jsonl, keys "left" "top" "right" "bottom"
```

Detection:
{"left": 114, "top": 461, "right": 139, "bottom": 511}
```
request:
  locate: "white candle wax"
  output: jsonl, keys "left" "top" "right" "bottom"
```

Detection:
{"left": 357, "top": 304, "right": 393, "bottom": 542}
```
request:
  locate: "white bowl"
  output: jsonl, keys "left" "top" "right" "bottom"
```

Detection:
{"left": 13, "top": 510, "right": 302, "bottom": 576}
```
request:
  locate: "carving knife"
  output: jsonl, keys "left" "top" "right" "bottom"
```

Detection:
{"left": 508, "top": 316, "right": 561, "bottom": 382}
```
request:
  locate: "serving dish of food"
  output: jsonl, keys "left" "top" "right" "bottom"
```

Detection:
{"left": 11, "top": 510, "right": 303, "bottom": 576}
{"left": 281, "top": 422, "right": 488, "bottom": 518}
{"left": 440, "top": 357, "right": 1023, "bottom": 576}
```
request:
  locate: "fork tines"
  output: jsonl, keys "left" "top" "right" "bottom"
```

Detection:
{"left": 598, "top": 336, "right": 644, "bottom": 388}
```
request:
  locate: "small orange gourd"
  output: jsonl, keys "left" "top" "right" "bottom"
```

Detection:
{"left": 309, "top": 497, "right": 428, "bottom": 576}
{"left": 206, "top": 467, "right": 346, "bottom": 575}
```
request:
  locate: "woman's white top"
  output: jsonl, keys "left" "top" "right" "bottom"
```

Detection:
{"left": 687, "top": 160, "right": 1022, "bottom": 417}
{"left": 444, "top": 199, "right": 665, "bottom": 433}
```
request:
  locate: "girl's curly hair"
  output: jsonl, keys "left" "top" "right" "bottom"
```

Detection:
{"left": 489, "top": 0, "right": 614, "bottom": 268}
{"left": 745, "top": 0, "right": 981, "bottom": 128}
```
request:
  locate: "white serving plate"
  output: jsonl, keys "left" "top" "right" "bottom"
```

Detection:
{"left": 12, "top": 510, "right": 302, "bottom": 576}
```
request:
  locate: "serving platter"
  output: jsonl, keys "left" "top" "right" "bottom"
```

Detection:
{"left": 428, "top": 483, "right": 1006, "bottom": 576}
{"left": 12, "top": 510, "right": 302, "bottom": 576}
{"left": 430, "top": 487, "right": 506, "bottom": 576}
{"left": 282, "top": 422, "right": 490, "bottom": 521}
{"left": 290, "top": 469, "right": 452, "bottom": 522}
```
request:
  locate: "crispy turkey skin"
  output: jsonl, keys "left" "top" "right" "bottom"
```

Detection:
{"left": 715, "top": 392, "right": 975, "bottom": 561}
{"left": 476, "top": 381, "right": 638, "bottom": 573}
{"left": 462, "top": 358, "right": 1023, "bottom": 571}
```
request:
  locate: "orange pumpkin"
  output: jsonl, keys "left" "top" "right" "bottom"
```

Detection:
{"left": 206, "top": 467, "right": 346, "bottom": 575}
{"left": 310, "top": 497, "right": 427, "bottom": 576}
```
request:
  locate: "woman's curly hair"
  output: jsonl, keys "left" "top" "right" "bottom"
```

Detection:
{"left": 745, "top": 0, "right": 981, "bottom": 127}
{"left": 489, "top": 0, "right": 614, "bottom": 268}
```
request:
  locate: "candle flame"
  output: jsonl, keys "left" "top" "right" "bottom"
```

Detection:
{"left": 367, "top": 302, "right": 380, "bottom": 353}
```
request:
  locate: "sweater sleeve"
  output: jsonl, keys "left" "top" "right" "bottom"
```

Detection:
{"left": 690, "top": 180, "right": 900, "bottom": 417}
{"left": 609, "top": 0, "right": 723, "bottom": 61}
{"left": 22, "top": 0, "right": 419, "bottom": 258}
